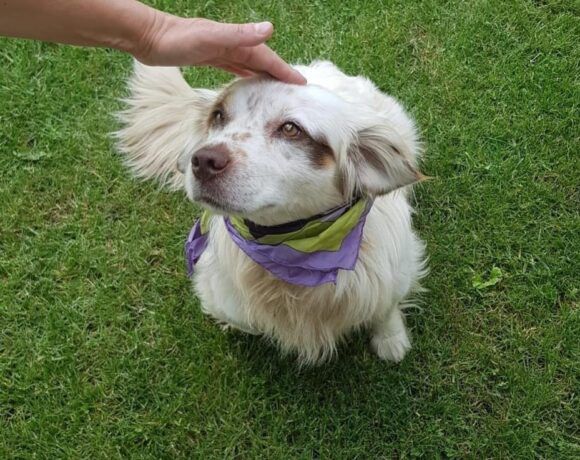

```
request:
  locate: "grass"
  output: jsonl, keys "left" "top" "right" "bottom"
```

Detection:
{"left": 0, "top": 0, "right": 578, "bottom": 457}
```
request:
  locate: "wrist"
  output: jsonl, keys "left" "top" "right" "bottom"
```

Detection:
{"left": 124, "top": 8, "right": 175, "bottom": 65}
{"left": 109, "top": 1, "right": 164, "bottom": 63}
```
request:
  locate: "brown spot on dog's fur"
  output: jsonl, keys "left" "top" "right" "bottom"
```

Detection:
{"left": 232, "top": 146, "right": 247, "bottom": 158}
{"left": 302, "top": 135, "right": 335, "bottom": 168}
{"left": 232, "top": 132, "right": 252, "bottom": 142}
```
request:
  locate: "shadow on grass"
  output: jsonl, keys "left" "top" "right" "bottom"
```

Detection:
{"left": 222, "top": 326, "right": 418, "bottom": 403}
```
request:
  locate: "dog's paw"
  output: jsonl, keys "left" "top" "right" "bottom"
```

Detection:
{"left": 371, "top": 331, "right": 411, "bottom": 363}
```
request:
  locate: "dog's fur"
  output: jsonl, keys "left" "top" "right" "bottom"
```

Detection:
{"left": 116, "top": 61, "right": 427, "bottom": 365}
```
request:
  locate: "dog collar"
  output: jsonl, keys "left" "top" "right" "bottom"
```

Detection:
{"left": 185, "top": 198, "right": 373, "bottom": 287}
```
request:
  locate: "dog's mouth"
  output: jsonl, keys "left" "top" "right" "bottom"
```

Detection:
{"left": 196, "top": 192, "right": 277, "bottom": 218}
{"left": 197, "top": 193, "right": 249, "bottom": 215}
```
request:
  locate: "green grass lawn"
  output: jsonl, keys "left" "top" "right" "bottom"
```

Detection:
{"left": 1, "top": 0, "right": 578, "bottom": 457}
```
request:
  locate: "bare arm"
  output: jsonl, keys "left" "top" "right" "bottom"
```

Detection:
{"left": 0, "top": 0, "right": 306, "bottom": 84}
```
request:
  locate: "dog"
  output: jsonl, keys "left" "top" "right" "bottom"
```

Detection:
{"left": 116, "top": 60, "right": 427, "bottom": 365}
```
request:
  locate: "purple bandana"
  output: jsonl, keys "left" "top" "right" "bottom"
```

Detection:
{"left": 185, "top": 199, "right": 373, "bottom": 287}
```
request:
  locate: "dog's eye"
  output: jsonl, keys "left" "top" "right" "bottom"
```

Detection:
{"left": 211, "top": 109, "right": 225, "bottom": 125}
{"left": 280, "top": 122, "right": 301, "bottom": 138}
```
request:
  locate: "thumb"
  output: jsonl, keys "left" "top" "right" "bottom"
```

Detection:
{"left": 212, "top": 21, "right": 274, "bottom": 47}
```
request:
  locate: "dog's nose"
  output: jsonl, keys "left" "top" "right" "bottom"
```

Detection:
{"left": 191, "top": 145, "right": 231, "bottom": 181}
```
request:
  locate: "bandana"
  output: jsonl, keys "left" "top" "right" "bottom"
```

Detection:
{"left": 185, "top": 199, "right": 373, "bottom": 287}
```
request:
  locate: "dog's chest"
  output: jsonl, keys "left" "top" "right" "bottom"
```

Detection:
{"left": 200, "top": 222, "right": 379, "bottom": 342}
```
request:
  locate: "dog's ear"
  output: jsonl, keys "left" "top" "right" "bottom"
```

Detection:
{"left": 115, "top": 61, "right": 217, "bottom": 190}
{"left": 347, "top": 124, "right": 424, "bottom": 197}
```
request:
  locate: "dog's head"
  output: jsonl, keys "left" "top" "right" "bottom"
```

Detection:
{"left": 117, "top": 61, "right": 423, "bottom": 225}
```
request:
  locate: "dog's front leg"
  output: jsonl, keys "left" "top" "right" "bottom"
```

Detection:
{"left": 194, "top": 266, "right": 259, "bottom": 336}
{"left": 370, "top": 306, "right": 411, "bottom": 363}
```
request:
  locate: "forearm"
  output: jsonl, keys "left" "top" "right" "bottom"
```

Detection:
{"left": 0, "top": 0, "right": 159, "bottom": 56}
{"left": 0, "top": 0, "right": 305, "bottom": 83}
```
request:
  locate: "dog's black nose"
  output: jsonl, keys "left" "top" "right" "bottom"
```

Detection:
{"left": 191, "top": 145, "right": 231, "bottom": 181}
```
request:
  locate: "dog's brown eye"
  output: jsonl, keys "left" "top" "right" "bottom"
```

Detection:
{"left": 280, "top": 122, "right": 301, "bottom": 138}
{"left": 211, "top": 109, "right": 225, "bottom": 124}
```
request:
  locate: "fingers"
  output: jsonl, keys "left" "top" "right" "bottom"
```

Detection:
{"left": 173, "top": 18, "right": 306, "bottom": 84}
{"left": 231, "top": 44, "right": 306, "bottom": 85}
{"left": 202, "top": 20, "right": 274, "bottom": 48}
{"left": 214, "top": 64, "right": 256, "bottom": 78}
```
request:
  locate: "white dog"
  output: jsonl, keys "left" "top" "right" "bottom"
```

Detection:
{"left": 116, "top": 60, "right": 427, "bottom": 365}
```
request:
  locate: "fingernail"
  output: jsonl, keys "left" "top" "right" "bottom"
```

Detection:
{"left": 293, "top": 70, "right": 307, "bottom": 84}
{"left": 254, "top": 22, "right": 272, "bottom": 35}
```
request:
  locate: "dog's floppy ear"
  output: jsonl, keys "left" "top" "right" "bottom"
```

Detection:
{"left": 115, "top": 61, "right": 217, "bottom": 190}
{"left": 347, "top": 124, "right": 424, "bottom": 197}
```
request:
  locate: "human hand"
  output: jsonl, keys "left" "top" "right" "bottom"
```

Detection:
{"left": 134, "top": 15, "right": 306, "bottom": 85}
